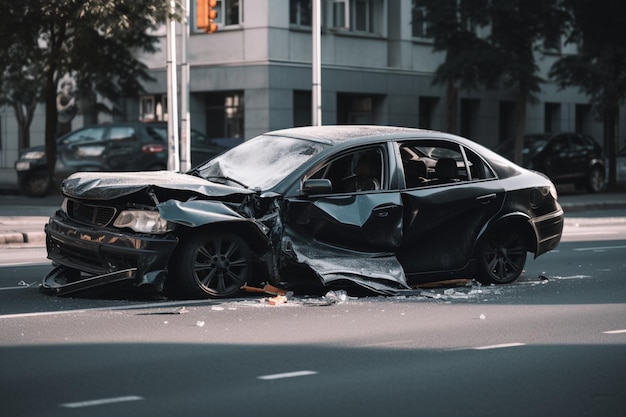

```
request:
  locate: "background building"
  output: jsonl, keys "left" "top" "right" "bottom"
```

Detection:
{"left": 1, "top": 0, "right": 624, "bottom": 185}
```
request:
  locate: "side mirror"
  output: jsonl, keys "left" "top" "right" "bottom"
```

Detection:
{"left": 300, "top": 178, "right": 332, "bottom": 196}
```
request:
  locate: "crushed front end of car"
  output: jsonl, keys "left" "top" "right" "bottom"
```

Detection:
{"left": 42, "top": 171, "right": 276, "bottom": 296}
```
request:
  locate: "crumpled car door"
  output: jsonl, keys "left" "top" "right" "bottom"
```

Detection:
{"left": 288, "top": 192, "right": 404, "bottom": 250}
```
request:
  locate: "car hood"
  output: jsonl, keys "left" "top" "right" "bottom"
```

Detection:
{"left": 61, "top": 170, "right": 255, "bottom": 200}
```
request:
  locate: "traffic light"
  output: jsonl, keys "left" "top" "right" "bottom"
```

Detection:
{"left": 196, "top": 0, "right": 218, "bottom": 33}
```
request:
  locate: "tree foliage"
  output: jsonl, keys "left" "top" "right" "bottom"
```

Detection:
{"left": 418, "top": 0, "right": 568, "bottom": 164}
{"left": 550, "top": 0, "right": 626, "bottom": 189}
{"left": 0, "top": 0, "right": 177, "bottom": 183}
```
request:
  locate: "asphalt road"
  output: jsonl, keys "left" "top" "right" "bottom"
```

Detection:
{"left": 0, "top": 214, "right": 625, "bottom": 417}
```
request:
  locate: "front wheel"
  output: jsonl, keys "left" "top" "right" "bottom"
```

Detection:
{"left": 475, "top": 226, "right": 528, "bottom": 285}
{"left": 18, "top": 172, "right": 51, "bottom": 197}
{"left": 173, "top": 231, "right": 252, "bottom": 299}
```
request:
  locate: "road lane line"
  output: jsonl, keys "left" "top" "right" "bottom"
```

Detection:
{"left": 257, "top": 370, "right": 318, "bottom": 380}
{"left": 61, "top": 395, "right": 143, "bottom": 408}
{"left": 604, "top": 329, "right": 626, "bottom": 334}
{"left": 473, "top": 343, "right": 526, "bottom": 350}
{"left": 573, "top": 245, "right": 626, "bottom": 252}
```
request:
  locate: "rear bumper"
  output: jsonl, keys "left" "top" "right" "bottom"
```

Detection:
{"left": 45, "top": 214, "right": 178, "bottom": 291}
{"left": 531, "top": 203, "right": 564, "bottom": 256}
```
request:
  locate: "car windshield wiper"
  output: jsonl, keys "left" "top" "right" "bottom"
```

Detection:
{"left": 204, "top": 176, "right": 249, "bottom": 189}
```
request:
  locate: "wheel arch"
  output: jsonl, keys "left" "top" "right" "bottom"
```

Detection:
{"left": 475, "top": 212, "right": 538, "bottom": 256}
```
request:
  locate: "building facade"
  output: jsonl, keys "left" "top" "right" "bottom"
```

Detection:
{"left": 1, "top": 0, "right": 623, "bottom": 184}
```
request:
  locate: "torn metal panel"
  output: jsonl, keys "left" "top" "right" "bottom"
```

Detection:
{"left": 158, "top": 199, "right": 249, "bottom": 227}
{"left": 282, "top": 227, "right": 410, "bottom": 294}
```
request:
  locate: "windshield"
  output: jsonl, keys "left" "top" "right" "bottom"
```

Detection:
{"left": 194, "top": 134, "right": 329, "bottom": 190}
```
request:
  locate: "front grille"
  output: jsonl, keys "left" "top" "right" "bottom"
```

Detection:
{"left": 68, "top": 200, "right": 117, "bottom": 227}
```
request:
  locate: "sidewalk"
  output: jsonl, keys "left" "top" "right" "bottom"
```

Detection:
{"left": 1, "top": 182, "right": 625, "bottom": 247}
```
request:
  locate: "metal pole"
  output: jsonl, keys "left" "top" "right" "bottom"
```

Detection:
{"left": 166, "top": 0, "right": 180, "bottom": 172}
{"left": 180, "top": 0, "right": 191, "bottom": 172}
{"left": 312, "top": 0, "right": 322, "bottom": 126}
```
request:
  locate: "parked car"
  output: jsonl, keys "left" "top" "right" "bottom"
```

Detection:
{"left": 42, "top": 126, "right": 564, "bottom": 299}
{"left": 14, "top": 121, "right": 238, "bottom": 197}
{"left": 494, "top": 133, "right": 605, "bottom": 193}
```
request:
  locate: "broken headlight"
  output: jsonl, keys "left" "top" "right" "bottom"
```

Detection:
{"left": 113, "top": 210, "right": 173, "bottom": 234}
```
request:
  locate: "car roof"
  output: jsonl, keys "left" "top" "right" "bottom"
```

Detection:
{"left": 264, "top": 125, "right": 459, "bottom": 145}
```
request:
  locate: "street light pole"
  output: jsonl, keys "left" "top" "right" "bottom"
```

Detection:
{"left": 166, "top": 0, "right": 180, "bottom": 172}
{"left": 312, "top": 0, "right": 322, "bottom": 126}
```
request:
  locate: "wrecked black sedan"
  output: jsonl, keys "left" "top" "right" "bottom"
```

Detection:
{"left": 42, "top": 126, "right": 564, "bottom": 298}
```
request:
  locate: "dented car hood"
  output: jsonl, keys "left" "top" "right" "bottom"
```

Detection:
{"left": 61, "top": 170, "right": 255, "bottom": 200}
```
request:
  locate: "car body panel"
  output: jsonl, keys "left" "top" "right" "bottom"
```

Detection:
{"left": 42, "top": 126, "right": 564, "bottom": 297}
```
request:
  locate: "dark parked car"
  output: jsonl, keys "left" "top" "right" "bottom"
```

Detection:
{"left": 42, "top": 126, "right": 564, "bottom": 299}
{"left": 494, "top": 132, "right": 605, "bottom": 193}
{"left": 14, "top": 121, "right": 237, "bottom": 197}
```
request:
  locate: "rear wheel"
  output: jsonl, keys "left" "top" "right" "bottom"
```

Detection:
{"left": 18, "top": 172, "right": 50, "bottom": 197}
{"left": 475, "top": 226, "right": 527, "bottom": 284}
{"left": 173, "top": 231, "right": 252, "bottom": 299}
{"left": 587, "top": 166, "right": 605, "bottom": 193}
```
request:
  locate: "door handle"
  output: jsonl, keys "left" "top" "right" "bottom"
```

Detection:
{"left": 372, "top": 203, "right": 400, "bottom": 218}
{"left": 476, "top": 193, "right": 496, "bottom": 204}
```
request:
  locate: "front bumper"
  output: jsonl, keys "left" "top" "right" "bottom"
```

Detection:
{"left": 44, "top": 214, "right": 178, "bottom": 293}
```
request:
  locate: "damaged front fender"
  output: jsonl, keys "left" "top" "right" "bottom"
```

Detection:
{"left": 158, "top": 199, "right": 250, "bottom": 227}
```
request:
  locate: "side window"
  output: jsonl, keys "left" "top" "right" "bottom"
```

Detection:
{"left": 548, "top": 135, "right": 569, "bottom": 154}
{"left": 108, "top": 126, "right": 136, "bottom": 141}
{"left": 145, "top": 125, "right": 168, "bottom": 143}
{"left": 570, "top": 134, "right": 586, "bottom": 152}
{"left": 400, "top": 140, "right": 472, "bottom": 188}
{"left": 307, "top": 147, "right": 384, "bottom": 193}
{"left": 62, "top": 127, "right": 106, "bottom": 145}
{"left": 464, "top": 147, "right": 496, "bottom": 180}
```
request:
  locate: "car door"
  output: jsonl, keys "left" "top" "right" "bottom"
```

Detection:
{"left": 55, "top": 126, "right": 107, "bottom": 180}
{"left": 105, "top": 125, "right": 144, "bottom": 171}
{"left": 286, "top": 144, "right": 405, "bottom": 251}
{"left": 541, "top": 133, "right": 571, "bottom": 181}
{"left": 396, "top": 139, "right": 505, "bottom": 274}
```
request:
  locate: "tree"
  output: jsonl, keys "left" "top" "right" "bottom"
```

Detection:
{"left": 487, "top": 0, "right": 569, "bottom": 164}
{"left": 418, "top": 0, "right": 568, "bottom": 164}
{"left": 0, "top": 0, "right": 177, "bottom": 190}
{"left": 416, "top": 0, "right": 498, "bottom": 134}
{"left": 549, "top": 0, "right": 626, "bottom": 190}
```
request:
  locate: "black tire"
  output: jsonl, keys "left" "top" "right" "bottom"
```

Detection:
{"left": 173, "top": 231, "right": 252, "bottom": 298}
{"left": 18, "top": 172, "right": 51, "bottom": 197}
{"left": 587, "top": 166, "right": 605, "bottom": 193}
{"left": 475, "top": 226, "right": 528, "bottom": 284}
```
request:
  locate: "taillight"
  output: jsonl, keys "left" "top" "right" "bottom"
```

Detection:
{"left": 142, "top": 144, "right": 165, "bottom": 154}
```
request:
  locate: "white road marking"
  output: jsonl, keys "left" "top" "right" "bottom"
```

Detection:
{"left": 573, "top": 245, "right": 626, "bottom": 252}
{"left": 603, "top": 329, "right": 626, "bottom": 334}
{"left": 473, "top": 343, "right": 526, "bottom": 350}
{"left": 61, "top": 396, "right": 143, "bottom": 408}
{"left": 257, "top": 370, "right": 318, "bottom": 380}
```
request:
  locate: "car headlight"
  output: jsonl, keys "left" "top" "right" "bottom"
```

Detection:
{"left": 549, "top": 182, "right": 558, "bottom": 201}
{"left": 113, "top": 210, "right": 173, "bottom": 234}
{"left": 21, "top": 150, "right": 46, "bottom": 160}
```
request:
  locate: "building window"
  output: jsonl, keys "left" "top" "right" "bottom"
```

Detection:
{"left": 206, "top": 92, "right": 244, "bottom": 140}
{"left": 337, "top": 93, "right": 382, "bottom": 124}
{"left": 290, "top": 0, "right": 312, "bottom": 26}
{"left": 544, "top": 102, "right": 561, "bottom": 132}
{"left": 294, "top": 90, "right": 312, "bottom": 127}
{"left": 333, "top": 0, "right": 381, "bottom": 34}
{"left": 419, "top": 96, "right": 438, "bottom": 129}
{"left": 411, "top": 2, "right": 428, "bottom": 38}
{"left": 194, "top": 0, "right": 243, "bottom": 31}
